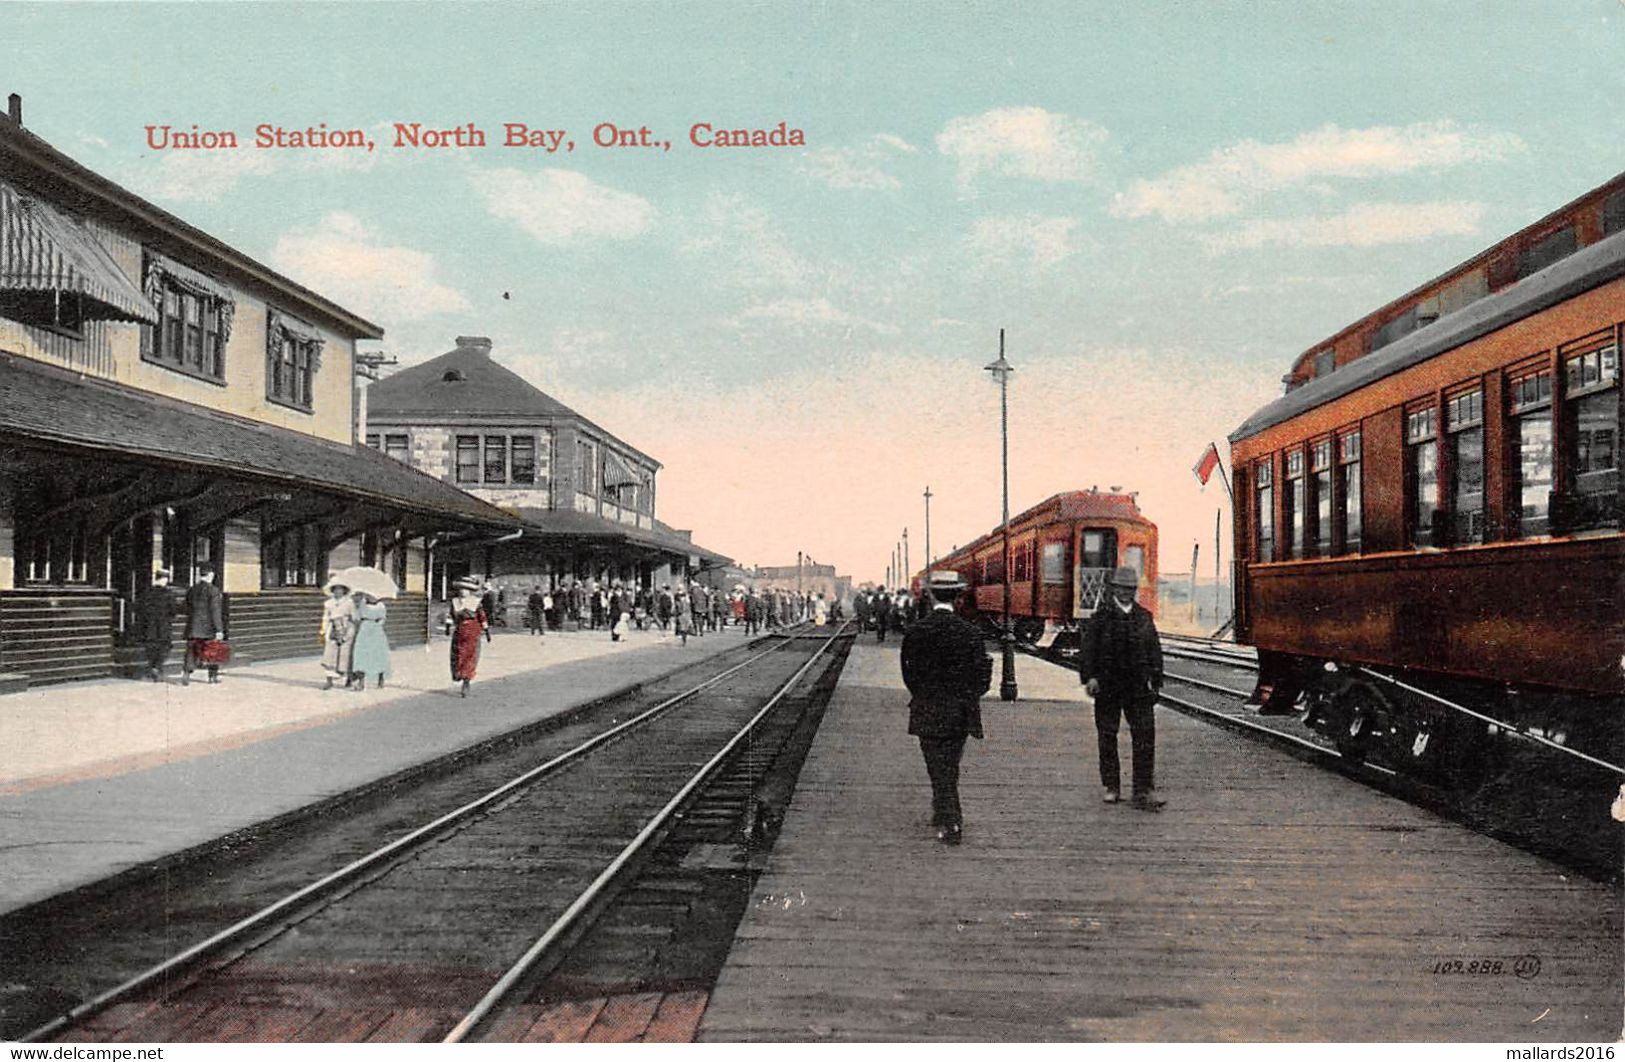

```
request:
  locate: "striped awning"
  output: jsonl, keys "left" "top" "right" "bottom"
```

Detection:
{"left": 603, "top": 447, "right": 641, "bottom": 488}
{"left": 0, "top": 177, "right": 158, "bottom": 324}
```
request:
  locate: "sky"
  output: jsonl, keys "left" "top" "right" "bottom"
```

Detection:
{"left": 8, "top": 1, "right": 1625, "bottom": 584}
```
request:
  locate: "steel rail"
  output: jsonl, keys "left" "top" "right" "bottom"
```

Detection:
{"left": 19, "top": 631, "right": 806, "bottom": 1045}
{"left": 443, "top": 621, "right": 851, "bottom": 1043}
{"left": 1162, "top": 670, "right": 1254, "bottom": 699}
{"left": 1156, "top": 687, "right": 1396, "bottom": 777}
{"left": 1356, "top": 665, "right": 1625, "bottom": 777}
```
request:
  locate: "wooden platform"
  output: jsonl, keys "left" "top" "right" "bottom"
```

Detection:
{"left": 699, "top": 639, "right": 1623, "bottom": 1042}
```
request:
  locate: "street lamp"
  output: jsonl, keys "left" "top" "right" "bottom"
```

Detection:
{"left": 923, "top": 485, "right": 933, "bottom": 569}
{"left": 984, "top": 329, "right": 1018, "bottom": 701}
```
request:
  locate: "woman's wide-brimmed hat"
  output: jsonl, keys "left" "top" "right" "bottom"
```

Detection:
{"left": 453, "top": 576, "right": 482, "bottom": 591}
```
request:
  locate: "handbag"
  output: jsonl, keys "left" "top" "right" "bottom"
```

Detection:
{"left": 196, "top": 639, "right": 231, "bottom": 665}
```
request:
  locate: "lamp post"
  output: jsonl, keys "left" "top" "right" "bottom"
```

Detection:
{"left": 923, "top": 485, "right": 933, "bottom": 570}
{"left": 984, "top": 329, "right": 1018, "bottom": 701}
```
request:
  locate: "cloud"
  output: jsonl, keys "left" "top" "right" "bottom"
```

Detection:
{"left": 936, "top": 107, "right": 1110, "bottom": 186}
{"left": 1201, "top": 201, "right": 1486, "bottom": 253}
{"left": 800, "top": 133, "right": 916, "bottom": 190}
{"left": 270, "top": 212, "right": 469, "bottom": 322}
{"left": 680, "top": 193, "right": 813, "bottom": 289}
{"left": 470, "top": 167, "right": 654, "bottom": 245}
{"left": 729, "top": 297, "right": 898, "bottom": 334}
{"left": 1114, "top": 121, "right": 1524, "bottom": 223}
{"left": 965, "top": 214, "right": 1082, "bottom": 269}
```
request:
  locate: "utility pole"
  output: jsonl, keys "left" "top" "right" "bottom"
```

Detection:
{"left": 923, "top": 485, "right": 933, "bottom": 570}
{"left": 902, "top": 528, "right": 909, "bottom": 588}
{"left": 984, "top": 329, "right": 1018, "bottom": 701}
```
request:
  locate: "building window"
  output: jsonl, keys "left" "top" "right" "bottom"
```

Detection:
{"left": 1564, "top": 342, "right": 1620, "bottom": 531}
{"left": 384, "top": 434, "right": 408, "bottom": 462}
{"left": 1312, "top": 349, "right": 1335, "bottom": 379}
{"left": 1508, "top": 369, "right": 1553, "bottom": 538}
{"left": 140, "top": 255, "right": 234, "bottom": 381}
{"left": 1445, "top": 389, "right": 1485, "bottom": 545}
{"left": 266, "top": 309, "right": 323, "bottom": 412}
{"left": 365, "top": 433, "right": 380, "bottom": 449}
{"left": 455, "top": 435, "right": 480, "bottom": 484}
{"left": 511, "top": 436, "right": 536, "bottom": 484}
{"left": 1337, "top": 430, "right": 1362, "bottom": 554}
{"left": 1254, "top": 461, "right": 1274, "bottom": 563}
{"left": 484, "top": 435, "right": 508, "bottom": 484}
{"left": 1282, "top": 448, "right": 1305, "bottom": 559}
{"left": 578, "top": 439, "right": 598, "bottom": 496}
{"left": 1406, "top": 406, "right": 1438, "bottom": 547}
{"left": 1309, "top": 439, "right": 1332, "bottom": 556}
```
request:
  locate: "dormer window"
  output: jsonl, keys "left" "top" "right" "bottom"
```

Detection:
{"left": 442, "top": 369, "right": 466, "bottom": 382}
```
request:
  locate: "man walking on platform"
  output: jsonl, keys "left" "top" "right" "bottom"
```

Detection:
{"left": 872, "top": 587, "right": 892, "bottom": 643}
{"left": 901, "top": 570, "right": 992, "bottom": 845}
{"left": 1078, "top": 565, "right": 1166, "bottom": 811}
{"left": 182, "top": 564, "right": 225, "bottom": 686}
{"left": 137, "top": 569, "right": 176, "bottom": 682}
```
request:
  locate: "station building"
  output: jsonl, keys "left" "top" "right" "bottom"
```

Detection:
{"left": 0, "top": 96, "right": 517, "bottom": 688}
{"left": 363, "top": 335, "right": 730, "bottom": 602}
{"left": 747, "top": 561, "right": 850, "bottom": 605}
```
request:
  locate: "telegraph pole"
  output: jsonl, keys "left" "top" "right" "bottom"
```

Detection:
{"left": 923, "top": 485, "right": 933, "bottom": 570}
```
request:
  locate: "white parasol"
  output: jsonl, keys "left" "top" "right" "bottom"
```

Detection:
{"left": 325, "top": 565, "right": 399, "bottom": 600}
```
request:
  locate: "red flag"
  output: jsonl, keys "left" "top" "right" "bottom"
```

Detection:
{"left": 1193, "top": 442, "right": 1220, "bottom": 486}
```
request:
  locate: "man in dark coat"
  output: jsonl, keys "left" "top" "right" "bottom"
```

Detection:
{"left": 657, "top": 585, "right": 673, "bottom": 630}
{"left": 526, "top": 585, "right": 547, "bottom": 636}
{"left": 182, "top": 564, "right": 225, "bottom": 686}
{"left": 1078, "top": 565, "right": 1166, "bottom": 810}
{"left": 137, "top": 568, "right": 176, "bottom": 682}
{"left": 901, "top": 570, "right": 993, "bottom": 845}
{"left": 872, "top": 587, "right": 892, "bottom": 643}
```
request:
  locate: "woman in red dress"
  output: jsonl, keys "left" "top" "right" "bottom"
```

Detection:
{"left": 448, "top": 577, "right": 488, "bottom": 697}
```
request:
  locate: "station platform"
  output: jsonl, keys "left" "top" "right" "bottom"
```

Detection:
{"left": 700, "top": 637, "right": 1623, "bottom": 1042}
{"left": 0, "top": 623, "right": 755, "bottom": 916}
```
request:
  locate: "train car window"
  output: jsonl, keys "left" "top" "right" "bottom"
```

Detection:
{"left": 1406, "top": 407, "right": 1439, "bottom": 547}
{"left": 1123, "top": 544, "right": 1145, "bottom": 574}
{"left": 1041, "top": 542, "right": 1067, "bottom": 584}
{"left": 1446, "top": 390, "right": 1486, "bottom": 545}
{"left": 1508, "top": 369, "right": 1554, "bottom": 538}
{"left": 1013, "top": 541, "right": 1030, "bottom": 582}
{"left": 1337, "top": 431, "right": 1362, "bottom": 554}
{"left": 1563, "top": 343, "right": 1620, "bottom": 531}
{"left": 1283, "top": 449, "right": 1305, "bottom": 558}
{"left": 1079, "top": 529, "right": 1116, "bottom": 570}
{"left": 1254, "top": 460, "right": 1274, "bottom": 562}
{"left": 1310, "top": 439, "right": 1333, "bottom": 556}
{"left": 1312, "top": 349, "right": 1335, "bottom": 378}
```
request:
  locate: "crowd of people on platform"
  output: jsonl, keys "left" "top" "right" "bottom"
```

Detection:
{"left": 469, "top": 578, "right": 849, "bottom": 643}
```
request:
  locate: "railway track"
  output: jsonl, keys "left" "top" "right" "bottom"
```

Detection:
{"left": 1023, "top": 635, "right": 1620, "bottom": 880}
{"left": 12, "top": 624, "right": 854, "bottom": 1043}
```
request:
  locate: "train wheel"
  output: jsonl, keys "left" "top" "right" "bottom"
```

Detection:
{"left": 1332, "top": 680, "right": 1383, "bottom": 766}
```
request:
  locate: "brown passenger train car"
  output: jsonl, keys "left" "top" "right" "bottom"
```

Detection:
{"left": 1230, "top": 172, "right": 1624, "bottom": 778}
{"left": 919, "top": 489, "right": 1157, "bottom": 644}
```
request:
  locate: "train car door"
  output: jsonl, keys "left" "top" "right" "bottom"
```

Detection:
{"left": 1073, "top": 527, "right": 1117, "bottom": 617}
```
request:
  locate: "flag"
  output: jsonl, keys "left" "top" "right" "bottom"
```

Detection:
{"left": 1193, "top": 442, "right": 1221, "bottom": 486}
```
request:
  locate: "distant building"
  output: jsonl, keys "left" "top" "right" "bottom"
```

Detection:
{"left": 364, "top": 335, "right": 729, "bottom": 599}
{"left": 749, "top": 561, "right": 850, "bottom": 605}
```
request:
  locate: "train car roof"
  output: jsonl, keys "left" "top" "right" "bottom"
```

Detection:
{"left": 1229, "top": 227, "right": 1625, "bottom": 445}
{"left": 946, "top": 490, "right": 1154, "bottom": 560}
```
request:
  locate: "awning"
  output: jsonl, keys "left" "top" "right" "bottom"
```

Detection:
{"left": 603, "top": 447, "right": 640, "bottom": 488}
{"left": 0, "top": 177, "right": 158, "bottom": 324}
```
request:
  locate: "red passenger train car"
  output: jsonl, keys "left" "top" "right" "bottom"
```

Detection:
{"left": 1230, "top": 171, "right": 1625, "bottom": 779}
{"left": 918, "top": 489, "right": 1158, "bottom": 644}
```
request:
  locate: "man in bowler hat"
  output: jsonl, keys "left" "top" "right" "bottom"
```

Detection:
{"left": 1079, "top": 565, "right": 1166, "bottom": 810}
{"left": 901, "top": 570, "right": 993, "bottom": 844}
